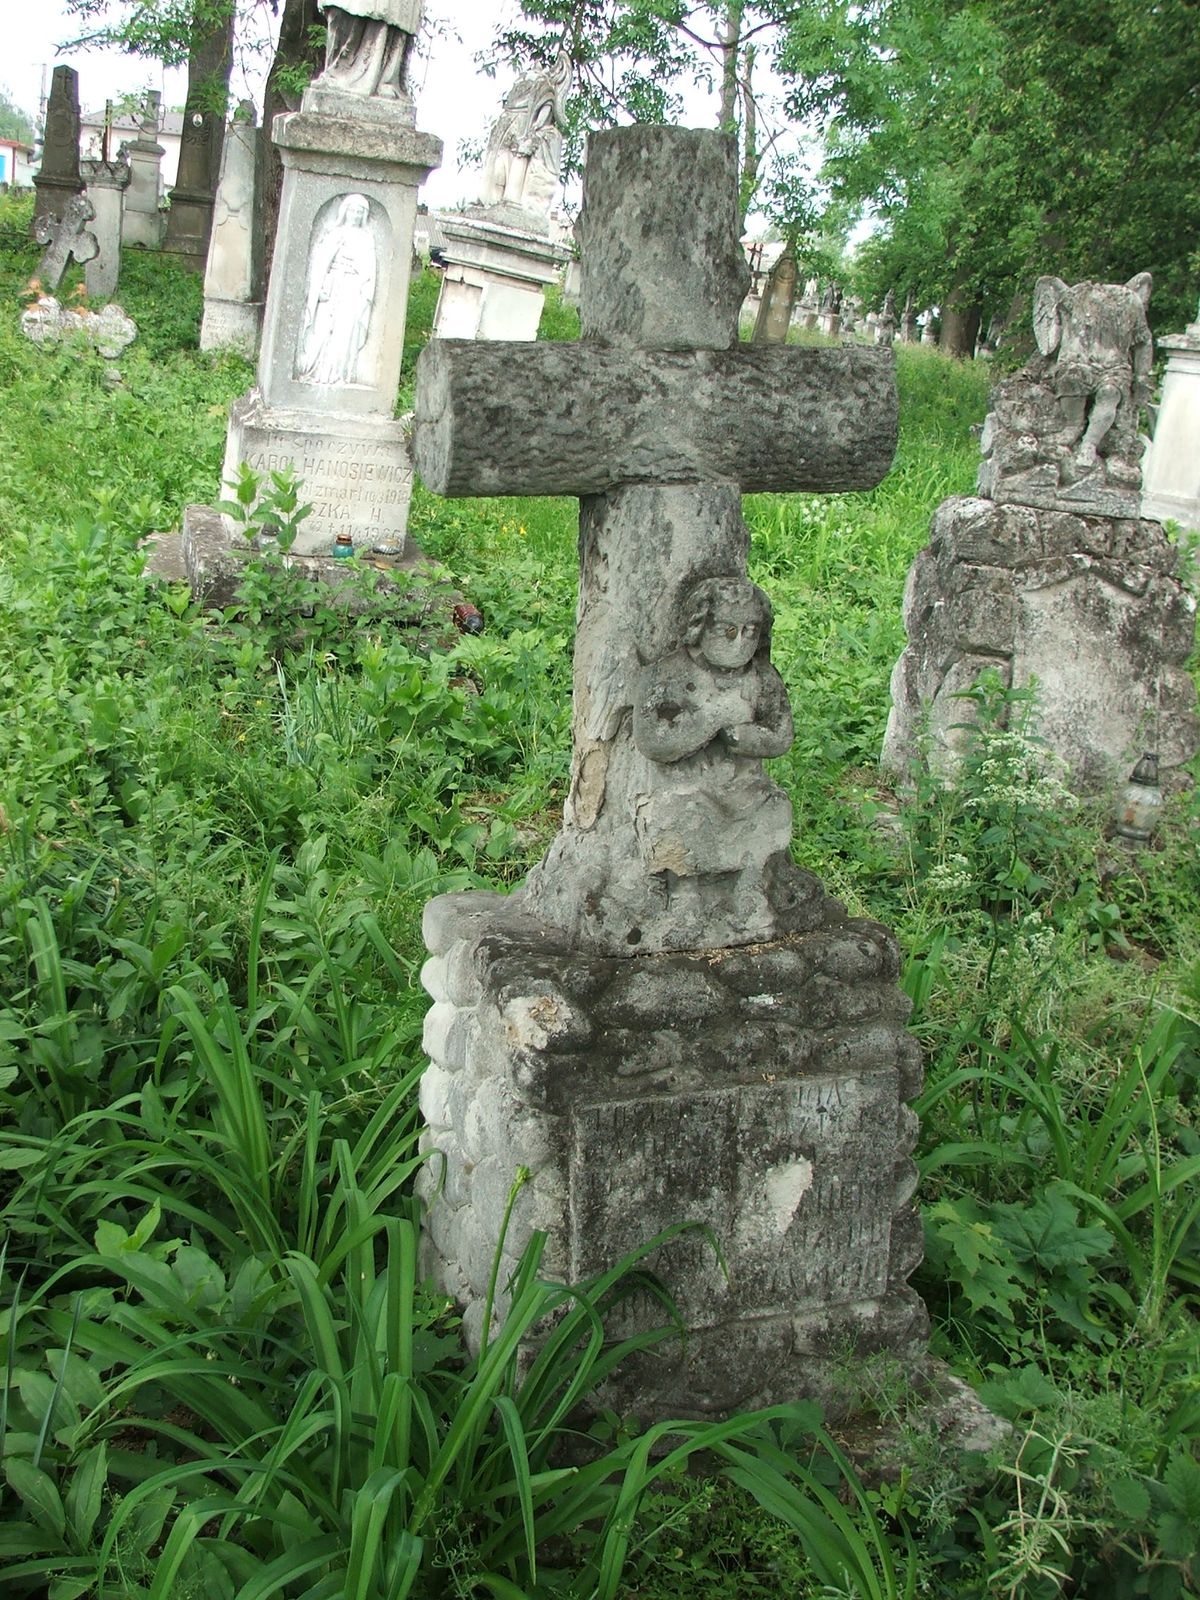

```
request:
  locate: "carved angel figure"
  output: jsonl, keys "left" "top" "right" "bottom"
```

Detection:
{"left": 296, "top": 194, "right": 377, "bottom": 386}
{"left": 316, "top": 0, "right": 420, "bottom": 99}
{"left": 631, "top": 577, "right": 794, "bottom": 883}
{"left": 481, "top": 53, "right": 572, "bottom": 213}
{"left": 1033, "top": 272, "right": 1153, "bottom": 468}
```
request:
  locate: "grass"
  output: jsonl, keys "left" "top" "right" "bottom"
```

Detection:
{"left": 1, "top": 195, "right": 1199, "bottom": 1597}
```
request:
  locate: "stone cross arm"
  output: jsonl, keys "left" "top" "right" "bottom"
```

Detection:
{"left": 415, "top": 340, "right": 896, "bottom": 500}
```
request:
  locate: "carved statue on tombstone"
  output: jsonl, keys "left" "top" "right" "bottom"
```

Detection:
{"left": 978, "top": 272, "right": 1153, "bottom": 515}
{"left": 296, "top": 193, "right": 378, "bottom": 385}
{"left": 480, "top": 53, "right": 572, "bottom": 215}
{"left": 315, "top": 0, "right": 421, "bottom": 100}
{"left": 631, "top": 578, "right": 794, "bottom": 905}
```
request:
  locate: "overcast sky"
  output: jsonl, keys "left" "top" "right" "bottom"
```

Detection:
{"left": 0, "top": 2, "right": 531, "bottom": 211}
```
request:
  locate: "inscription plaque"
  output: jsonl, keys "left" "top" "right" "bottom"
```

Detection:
{"left": 569, "top": 1075, "right": 897, "bottom": 1322}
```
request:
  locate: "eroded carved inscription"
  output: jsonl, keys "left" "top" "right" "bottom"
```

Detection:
{"left": 570, "top": 1075, "right": 897, "bottom": 1322}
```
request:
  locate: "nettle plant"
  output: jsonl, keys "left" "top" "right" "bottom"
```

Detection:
{"left": 217, "top": 462, "right": 314, "bottom": 553}
{"left": 903, "top": 672, "right": 1117, "bottom": 960}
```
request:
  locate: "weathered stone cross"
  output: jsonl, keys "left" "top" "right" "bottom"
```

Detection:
{"left": 414, "top": 127, "right": 897, "bottom": 956}
{"left": 34, "top": 194, "right": 100, "bottom": 293}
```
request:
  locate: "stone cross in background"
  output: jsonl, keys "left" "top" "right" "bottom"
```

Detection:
{"left": 34, "top": 194, "right": 99, "bottom": 292}
{"left": 31, "top": 67, "right": 85, "bottom": 242}
{"left": 414, "top": 129, "right": 927, "bottom": 1422}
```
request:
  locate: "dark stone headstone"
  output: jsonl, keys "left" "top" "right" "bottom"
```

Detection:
{"left": 31, "top": 66, "right": 84, "bottom": 241}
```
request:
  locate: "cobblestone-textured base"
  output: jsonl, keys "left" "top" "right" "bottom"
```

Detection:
{"left": 418, "top": 888, "right": 928, "bottom": 1422}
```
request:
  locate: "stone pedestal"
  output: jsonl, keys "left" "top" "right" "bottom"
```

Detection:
{"left": 122, "top": 93, "right": 167, "bottom": 249}
{"left": 81, "top": 159, "right": 130, "bottom": 300}
{"left": 432, "top": 212, "right": 568, "bottom": 341}
{"left": 233, "top": 102, "right": 439, "bottom": 555}
{"left": 882, "top": 496, "right": 1199, "bottom": 788}
{"left": 1142, "top": 324, "right": 1200, "bottom": 531}
{"left": 418, "top": 890, "right": 926, "bottom": 1420}
{"left": 200, "top": 110, "right": 265, "bottom": 358}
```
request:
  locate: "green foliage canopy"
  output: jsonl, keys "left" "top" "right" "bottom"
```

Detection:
{"left": 0, "top": 86, "right": 34, "bottom": 145}
{"left": 779, "top": 0, "right": 1200, "bottom": 330}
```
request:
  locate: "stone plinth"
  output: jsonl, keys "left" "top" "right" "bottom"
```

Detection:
{"left": 222, "top": 393, "right": 414, "bottom": 553}
{"left": 882, "top": 496, "right": 1199, "bottom": 788}
{"left": 211, "top": 90, "right": 439, "bottom": 557}
{"left": 81, "top": 159, "right": 130, "bottom": 300}
{"left": 1142, "top": 329, "right": 1200, "bottom": 531}
{"left": 418, "top": 890, "right": 926, "bottom": 1420}
{"left": 432, "top": 212, "right": 568, "bottom": 341}
{"left": 123, "top": 92, "right": 166, "bottom": 249}
{"left": 200, "top": 111, "right": 265, "bottom": 358}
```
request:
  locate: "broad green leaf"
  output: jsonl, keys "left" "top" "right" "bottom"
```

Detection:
{"left": 5, "top": 1458, "right": 67, "bottom": 1540}
{"left": 64, "top": 1442, "right": 108, "bottom": 1546}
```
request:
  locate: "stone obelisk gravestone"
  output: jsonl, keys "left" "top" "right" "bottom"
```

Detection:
{"left": 1142, "top": 296, "right": 1200, "bottom": 534}
{"left": 200, "top": 103, "right": 265, "bottom": 357}
{"left": 80, "top": 156, "right": 131, "bottom": 300}
{"left": 414, "top": 128, "right": 926, "bottom": 1421}
{"left": 31, "top": 67, "right": 85, "bottom": 243}
{"left": 185, "top": 0, "right": 441, "bottom": 568}
{"left": 432, "top": 54, "right": 572, "bottom": 342}
{"left": 884, "top": 274, "right": 1199, "bottom": 790}
{"left": 122, "top": 93, "right": 167, "bottom": 249}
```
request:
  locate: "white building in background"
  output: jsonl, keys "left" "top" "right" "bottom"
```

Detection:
{"left": 0, "top": 137, "right": 36, "bottom": 185}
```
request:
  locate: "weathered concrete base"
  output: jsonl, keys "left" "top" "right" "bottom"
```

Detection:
{"left": 200, "top": 297, "right": 263, "bottom": 358}
{"left": 223, "top": 390, "right": 414, "bottom": 556}
{"left": 433, "top": 213, "right": 569, "bottom": 341}
{"left": 882, "top": 495, "right": 1199, "bottom": 788}
{"left": 151, "top": 503, "right": 435, "bottom": 609}
{"left": 417, "top": 888, "right": 927, "bottom": 1423}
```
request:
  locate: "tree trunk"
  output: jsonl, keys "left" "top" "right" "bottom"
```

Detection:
{"left": 939, "top": 297, "right": 982, "bottom": 358}
{"left": 738, "top": 43, "right": 757, "bottom": 225}
{"left": 261, "top": 0, "right": 324, "bottom": 284}
{"left": 717, "top": 2, "right": 744, "bottom": 133}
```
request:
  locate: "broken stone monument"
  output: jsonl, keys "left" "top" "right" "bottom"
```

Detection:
{"left": 920, "top": 314, "right": 937, "bottom": 346}
{"left": 81, "top": 157, "right": 130, "bottom": 300}
{"left": 33, "top": 194, "right": 99, "bottom": 292}
{"left": 414, "top": 127, "right": 927, "bottom": 1422}
{"left": 121, "top": 92, "right": 167, "bottom": 249}
{"left": 21, "top": 296, "right": 138, "bottom": 360}
{"left": 432, "top": 55, "right": 572, "bottom": 341}
{"left": 200, "top": 102, "right": 266, "bottom": 357}
{"left": 883, "top": 272, "right": 1199, "bottom": 792}
{"left": 32, "top": 67, "right": 85, "bottom": 241}
{"left": 181, "top": 0, "right": 441, "bottom": 574}
{"left": 1142, "top": 296, "right": 1200, "bottom": 533}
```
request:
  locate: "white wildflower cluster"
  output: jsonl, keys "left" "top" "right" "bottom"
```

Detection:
{"left": 924, "top": 852, "right": 975, "bottom": 897}
{"left": 962, "top": 728, "right": 1077, "bottom": 815}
